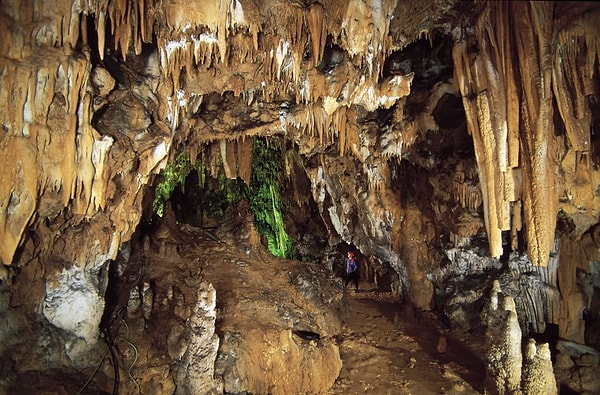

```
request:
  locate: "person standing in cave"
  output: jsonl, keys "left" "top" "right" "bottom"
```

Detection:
{"left": 344, "top": 251, "right": 359, "bottom": 292}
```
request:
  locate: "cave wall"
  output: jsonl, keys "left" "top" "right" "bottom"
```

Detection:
{"left": 1, "top": 0, "right": 600, "bottom": 391}
{"left": 451, "top": 1, "right": 600, "bottom": 345}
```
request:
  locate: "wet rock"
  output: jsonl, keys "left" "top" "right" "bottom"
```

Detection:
{"left": 555, "top": 340, "right": 600, "bottom": 394}
{"left": 42, "top": 265, "right": 105, "bottom": 364}
{"left": 91, "top": 66, "right": 115, "bottom": 97}
{"left": 483, "top": 280, "right": 558, "bottom": 395}
{"left": 522, "top": 339, "right": 557, "bottom": 394}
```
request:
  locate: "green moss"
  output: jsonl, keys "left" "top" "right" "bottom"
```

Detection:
{"left": 200, "top": 165, "right": 247, "bottom": 220}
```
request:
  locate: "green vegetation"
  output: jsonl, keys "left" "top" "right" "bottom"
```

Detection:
{"left": 152, "top": 138, "right": 295, "bottom": 258}
{"left": 247, "top": 138, "right": 295, "bottom": 259}
{"left": 198, "top": 164, "right": 247, "bottom": 220}
{"left": 152, "top": 151, "right": 194, "bottom": 217}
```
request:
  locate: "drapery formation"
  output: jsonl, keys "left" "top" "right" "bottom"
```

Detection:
{"left": 0, "top": 0, "right": 412, "bottom": 265}
{"left": 1, "top": 0, "right": 598, "bottom": 269}
{"left": 453, "top": 1, "right": 599, "bottom": 266}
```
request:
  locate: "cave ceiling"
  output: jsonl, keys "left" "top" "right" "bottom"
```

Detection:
{"left": 1, "top": 0, "right": 600, "bottom": 273}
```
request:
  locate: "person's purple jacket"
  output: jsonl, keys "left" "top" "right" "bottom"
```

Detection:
{"left": 346, "top": 256, "right": 357, "bottom": 274}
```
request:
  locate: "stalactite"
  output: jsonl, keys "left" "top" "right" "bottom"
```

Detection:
{"left": 336, "top": 107, "right": 347, "bottom": 156}
{"left": 308, "top": 2, "right": 326, "bottom": 68}
{"left": 504, "top": 241, "right": 562, "bottom": 335}
{"left": 514, "top": 1, "right": 559, "bottom": 268}
{"left": 66, "top": 2, "right": 80, "bottom": 49}
{"left": 217, "top": 3, "right": 228, "bottom": 65}
{"left": 451, "top": 1, "right": 583, "bottom": 266}
{"left": 221, "top": 139, "right": 232, "bottom": 178}
{"left": 59, "top": 55, "right": 89, "bottom": 208}
{"left": 340, "top": 0, "right": 396, "bottom": 78}
{"left": 229, "top": 33, "right": 253, "bottom": 64}
{"left": 453, "top": 181, "right": 482, "bottom": 212}
{"left": 90, "top": 135, "right": 114, "bottom": 212}
{"left": 138, "top": 0, "right": 148, "bottom": 44}
{"left": 366, "top": 160, "right": 388, "bottom": 191}
{"left": 222, "top": 140, "right": 240, "bottom": 179}
{"left": 106, "top": 0, "right": 130, "bottom": 60}
{"left": 4, "top": 66, "right": 27, "bottom": 136}
{"left": 316, "top": 106, "right": 327, "bottom": 146}
{"left": 132, "top": 0, "right": 142, "bottom": 55}
{"left": 0, "top": 137, "right": 38, "bottom": 265}
{"left": 238, "top": 138, "right": 253, "bottom": 185}
{"left": 275, "top": 39, "right": 290, "bottom": 82}
{"left": 291, "top": 48, "right": 302, "bottom": 90}
{"left": 208, "top": 142, "right": 221, "bottom": 179}
{"left": 453, "top": 40, "right": 504, "bottom": 259}
{"left": 97, "top": 6, "right": 106, "bottom": 60}
{"left": 553, "top": 8, "right": 600, "bottom": 152}
{"left": 192, "top": 33, "right": 218, "bottom": 67}
{"left": 73, "top": 92, "right": 96, "bottom": 215}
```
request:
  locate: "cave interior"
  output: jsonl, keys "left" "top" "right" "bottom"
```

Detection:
{"left": 1, "top": 0, "right": 600, "bottom": 394}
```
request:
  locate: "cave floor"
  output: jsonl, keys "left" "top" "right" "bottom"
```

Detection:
{"left": 327, "top": 285, "right": 486, "bottom": 395}
{"left": 129, "top": 213, "right": 487, "bottom": 394}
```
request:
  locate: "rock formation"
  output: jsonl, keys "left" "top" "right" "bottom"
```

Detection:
{"left": 484, "top": 280, "right": 558, "bottom": 395}
{"left": 1, "top": 0, "right": 599, "bottom": 393}
{"left": 555, "top": 339, "right": 600, "bottom": 394}
{"left": 522, "top": 339, "right": 557, "bottom": 395}
{"left": 484, "top": 281, "right": 524, "bottom": 394}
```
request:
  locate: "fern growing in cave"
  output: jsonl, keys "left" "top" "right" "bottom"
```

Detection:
{"left": 248, "top": 138, "right": 295, "bottom": 259}
{"left": 153, "top": 139, "right": 295, "bottom": 258}
{"left": 200, "top": 164, "right": 248, "bottom": 220}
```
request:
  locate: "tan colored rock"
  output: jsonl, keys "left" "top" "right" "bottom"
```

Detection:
{"left": 91, "top": 67, "right": 115, "bottom": 97}
{"left": 1, "top": 0, "right": 600, "bottom": 392}
{"left": 522, "top": 339, "right": 558, "bottom": 395}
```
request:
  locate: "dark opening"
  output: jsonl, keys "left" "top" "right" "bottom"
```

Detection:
{"left": 433, "top": 93, "right": 466, "bottom": 130}
{"left": 530, "top": 323, "right": 559, "bottom": 363}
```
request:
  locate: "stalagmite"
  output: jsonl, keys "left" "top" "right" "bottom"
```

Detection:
{"left": 522, "top": 339, "right": 558, "bottom": 394}
{"left": 485, "top": 283, "right": 522, "bottom": 394}
{"left": 1, "top": 0, "right": 600, "bottom": 392}
{"left": 484, "top": 280, "right": 559, "bottom": 394}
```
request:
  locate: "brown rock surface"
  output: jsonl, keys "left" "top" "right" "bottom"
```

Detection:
{"left": 1, "top": 0, "right": 600, "bottom": 393}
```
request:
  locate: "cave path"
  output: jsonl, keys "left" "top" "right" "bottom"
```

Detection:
{"left": 326, "top": 286, "right": 485, "bottom": 395}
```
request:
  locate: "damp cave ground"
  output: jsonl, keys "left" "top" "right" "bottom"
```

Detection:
{"left": 96, "top": 209, "right": 488, "bottom": 395}
{"left": 326, "top": 284, "right": 485, "bottom": 394}
{"left": 148, "top": 210, "right": 488, "bottom": 395}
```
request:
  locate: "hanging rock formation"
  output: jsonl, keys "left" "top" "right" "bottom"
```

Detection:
{"left": 1, "top": 0, "right": 600, "bottom": 393}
